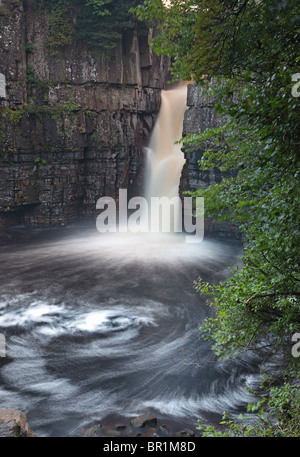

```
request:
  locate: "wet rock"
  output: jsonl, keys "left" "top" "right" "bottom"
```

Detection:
{"left": 159, "top": 424, "right": 169, "bottom": 435}
{"left": 81, "top": 423, "right": 102, "bottom": 437}
{"left": 0, "top": 0, "right": 171, "bottom": 229}
{"left": 130, "top": 414, "right": 157, "bottom": 428}
{"left": 80, "top": 411, "right": 202, "bottom": 438}
{"left": 115, "top": 424, "right": 127, "bottom": 431}
{"left": 180, "top": 82, "right": 241, "bottom": 240}
{"left": 176, "top": 429, "right": 195, "bottom": 437}
{"left": 0, "top": 407, "right": 35, "bottom": 437}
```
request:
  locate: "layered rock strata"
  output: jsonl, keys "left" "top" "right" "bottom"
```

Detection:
{"left": 0, "top": 0, "right": 170, "bottom": 227}
{"left": 180, "top": 83, "right": 240, "bottom": 239}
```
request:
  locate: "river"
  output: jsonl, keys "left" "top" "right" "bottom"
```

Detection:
{"left": 0, "top": 224, "right": 269, "bottom": 436}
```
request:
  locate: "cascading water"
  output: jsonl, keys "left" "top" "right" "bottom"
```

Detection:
{"left": 0, "top": 84, "right": 272, "bottom": 437}
{"left": 143, "top": 82, "right": 188, "bottom": 235}
{"left": 145, "top": 82, "right": 187, "bottom": 201}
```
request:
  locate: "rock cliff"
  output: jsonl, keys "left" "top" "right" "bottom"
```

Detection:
{"left": 0, "top": 1, "right": 239, "bottom": 239}
{"left": 180, "top": 83, "right": 240, "bottom": 239}
{"left": 0, "top": 0, "right": 171, "bottom": 226}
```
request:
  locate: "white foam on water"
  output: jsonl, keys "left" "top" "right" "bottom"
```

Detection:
{"left": 0, "top": 83, "right": 252, "bottom": 436}
{"left": 0, "top": 301, "right": 63, "bottom": 327}
{"left": 71, "top": 311, "right": 110, "bottom": 332}
{"left": 139, "top": 395, "right": 202, "bottom": 419}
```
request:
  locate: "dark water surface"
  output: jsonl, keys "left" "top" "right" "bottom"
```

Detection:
{"left": 0, "top": 224, "right": 267, "bottom": 436}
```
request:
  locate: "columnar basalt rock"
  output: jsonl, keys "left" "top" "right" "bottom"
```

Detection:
{"left": 0, "top": 0, "right": 171, "bottom": 227}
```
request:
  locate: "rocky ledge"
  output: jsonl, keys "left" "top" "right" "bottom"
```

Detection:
{"left": 0, "top": 407, "right": 35, "bottom": 437}
{"left": 0, "top": 407, "right": 205, "bottom": 437}
{"left": 81, "top": 412, "right": 202, "bottom": 438}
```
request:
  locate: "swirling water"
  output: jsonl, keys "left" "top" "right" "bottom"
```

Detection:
{"left": 0, "top": 225, "right": 269, "bottom": 436}
{"left": 0, "top": 83, "right": 273, "bottom": 437}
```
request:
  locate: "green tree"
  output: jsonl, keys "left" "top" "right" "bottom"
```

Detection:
{"left": 41, "top": 0, "right": 142, "bottom": 54}
{"left": 133, "top": 0, "right": 300, "bottom": 435}
{"left": 75, "top": 0, "right": 141, "bottom": 52}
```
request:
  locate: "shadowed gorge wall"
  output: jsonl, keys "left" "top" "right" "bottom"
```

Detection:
{"left": 180, "top": 83, "right": 240, "bottom": 239}
{"left": 0, "top": 0, "right": 171, "bottom": 226}
{"left": 0, "top": 1, "right": 240, "bottom": 239}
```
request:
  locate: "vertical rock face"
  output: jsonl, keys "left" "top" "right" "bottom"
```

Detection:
{"left": 180, "top": 83, "right": 240, "bottom": 239}
{"left": 0, "top": 0, "right": 171, "bottom": 227}
{"left": 181, "top": 83, "right": 227, "bottom": 193}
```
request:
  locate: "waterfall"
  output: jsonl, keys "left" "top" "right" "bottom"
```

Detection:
{"left": 145, "top": 82, "right": 188, "bottom": 200}
{"left": 144, "top": 82, "right": 188, "bottom": 233}
{"left": 96, "top": 83, "right": 189, "bottom": 236}
{"left": 0, "top": 78, "right": 256, "bottom": 438}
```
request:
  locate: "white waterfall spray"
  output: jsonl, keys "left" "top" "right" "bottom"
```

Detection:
{"left": 145, "top": 82, "right": 188, "bottom": 200}
{"left": 144, "top": 82, "right": 189, "bottom": 234}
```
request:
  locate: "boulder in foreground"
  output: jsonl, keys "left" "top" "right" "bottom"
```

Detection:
{"left": 0, "top": 407, "right": 35, "bottom": 437}
{"left": 130, "top": 414, "right": 157, "bottom": 428}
